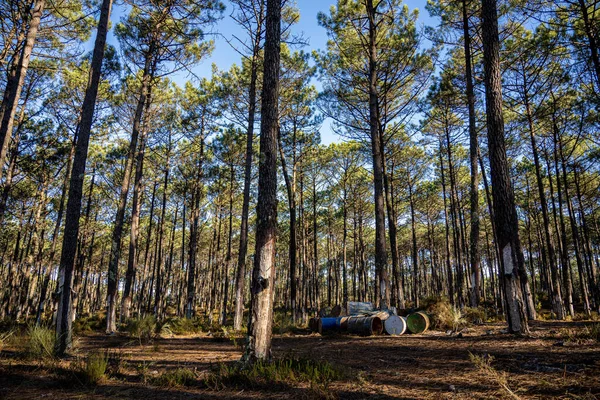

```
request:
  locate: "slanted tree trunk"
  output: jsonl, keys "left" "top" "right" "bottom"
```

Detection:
{"left": 245, "top": 0, "right": 281, "bottom": 362}
{"left": 481, "top": 0, "right": 529, "bottom": 334}
{"left": 55, "top": 0, "right": 113, "bottom": 356}
{"left": 0, "top": 0, "right": 44, "bottom": 180}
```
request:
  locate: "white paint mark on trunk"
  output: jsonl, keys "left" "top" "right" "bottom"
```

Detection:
{"left": 502, "top": 244, "right": 514, "bottom": 275}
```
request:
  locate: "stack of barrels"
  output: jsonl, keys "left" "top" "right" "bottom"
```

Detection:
{"left": 310, "top": 302, "right": 430, "bottom": 336}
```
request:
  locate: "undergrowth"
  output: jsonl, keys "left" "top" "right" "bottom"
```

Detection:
{"left": 26, "top": 325, "right": 55, "bottom": 360}
{"left": 150, "top": 367, "right": 196, "bottom": 387}
{"left": 205, "top": 356, "right": 348, "bottom": 391}
{"left": 82, "top": 351, "right": 109, "bottom": 384}
{"left": 73, "top": 313, "right": 106, "bottom": 335}
{"left": 0, "top": 329, "right": 14, "bottom": 351}
{"left": 469, "top": 352, "right": 520, "bottom": 399}
{"left": 122, "top": 316, "right": 171, "bottom": 344}
{"left": 559, "top": 323, "right": 600, "bottom": 343}
{"left": 420, "top": 296, "right": 489, "bottom": 330}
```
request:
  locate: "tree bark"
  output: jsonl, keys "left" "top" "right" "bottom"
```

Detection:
{"left": 462, "top": 0, "right": 480, "bottom": 308}
{"left": 245, "top": 0, "right": 280, "bottom": 362}
{"left": 481, "top": 0, "right": 529, "bottom": 334}
{"left": 366, "top": 0, "right": 389, "bottom": 310}
{"left": 55, "top": 0, "right": 113, "bottom": 356}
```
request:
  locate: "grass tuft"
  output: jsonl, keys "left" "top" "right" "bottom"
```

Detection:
{"left": 82, "top": 351, "right": 109, "bottom": 384}
{"left": 469, "top": 352, "right": 520, "bottom": 399}
{"left": 123, "top": 316, "right": 157, "bottom": 344}
{"left": 206, "top": 356, "right": 348, "bottom": 391}
{"left": 26, "top": 325, "right": 55, "bottom": 360}
{"left": 559, "top": 323, "right": 600, "bottom": 343}
{"left": 421, "top": 296, "right": 466, "bottom": 331}
{"left": 150, "top": 367, "right": 196, "bottom": 387}
{"left": 0, "top": 329, "right": 14, "bottom": 352}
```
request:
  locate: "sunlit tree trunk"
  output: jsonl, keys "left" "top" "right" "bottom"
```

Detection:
{"left": 481, "top": 0, "right": 529, "bottom": 334}
{"left": 55, "top": 0, "right": 113, "bottom": 356}
{"left": 245, "top": 0, "right": 280, "bottom": 362}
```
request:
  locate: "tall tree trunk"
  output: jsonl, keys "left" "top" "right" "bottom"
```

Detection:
{"left": 277, "top": 128, "right": 298, "bottom": 322}
{"left": 0, "top": 0, "right": 44, "bottom": 180}
{"left": 55, "top": 0, "right": 113, "bottom": 356}
{"left": 524, "top": 87, "right": 564, "bottom": 318}
{"left": 121, "top": 130, "right": 148, "bottom": 321}
{"left": 439, "top": 137, "right": 455, "bottom": 304}
{"left": 221, "top": 163, "right": 235, "bottom": 325}
{"left": 186, "top": 135, "right": 204, "bottom": 318}
{"left": 481, "top": 0, "right": 529, "bottom": 334}
{"left": 558, "top": 138, "right": 591, "bottom": 316}
{"left": 551, "top": 113, "right": 575, "bottom": 318}
{"left": 106, "top": 53, "right": 153, "bottom": 333}
{"left": 233, "top": 11, "right": 263, "bottom": 331}
{"left": 408, "top": 175, "right": 419, "bottom": 307}
{"left": 462, "top": 0, "right": 480, "bottom": 308}
{"left": 245, "top": 0, "right": 280, "bottom": 362}
{"left": 366, "top": 0, "right": 389, "bottom": 310}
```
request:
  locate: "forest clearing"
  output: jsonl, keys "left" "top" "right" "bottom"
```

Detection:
{"left": 1, "top": 317, "right": 599, "bottom": 399}
{"left": 1, "top": 0, "right": 600, "bottom": 397}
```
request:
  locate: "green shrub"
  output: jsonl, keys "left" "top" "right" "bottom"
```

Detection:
{"left": 421, "top": 296, "right": 466, "bottom": 331}
{"left": 83, "top": 351, "right": 109, "bottom": 384}
{"left": 464, "top": 307, "right": 486, "bottom": 325}
{"left": 206, "top": 356, "right": 348, "bottom": 390}
{"left": 123, "top": 316, "right": 157, "bottom": 344}
{"left": 26, "top": 325, "right": 55, "bottom": 359}
{"left": 587, "top": 323, "right": 600, "bottom": 341}
{"left": 166, "top": 317, "right": 203, "bottom": 335}
{"left": 73, "top": 313, "right": 106, "bottom": 335}
{"left": 151, "top": 367, "right": 196, "bottom": 387}
{"left": 272, "top": 310, "right": 303, "bottom": 334}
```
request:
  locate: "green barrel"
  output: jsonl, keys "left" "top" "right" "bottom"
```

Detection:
{"left": 407, "top": 311, "right": 430, "bottom": 334}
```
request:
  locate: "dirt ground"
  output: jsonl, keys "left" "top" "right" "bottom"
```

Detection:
{"left": 1, "top": 320, "right": 599, "bottom": 399}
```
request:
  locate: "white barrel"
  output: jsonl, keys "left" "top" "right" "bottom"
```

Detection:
{"left": 383, "top": 315, "right": 407, "bottom": 335}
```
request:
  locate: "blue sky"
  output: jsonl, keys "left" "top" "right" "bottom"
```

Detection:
{"left": 106, "top": 0, "right": 437, "bottom": 145}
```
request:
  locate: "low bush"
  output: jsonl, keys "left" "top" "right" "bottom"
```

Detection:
{"left": 166, "top": 317, "right": 203, "bottom": 335}
{"left": 26, "top": 325, "right": 55, "bottom": 359}
{"left": 421, "top": 296, "right": 466, "bottom": 331}
{"left": 206, "top": 356, "right": 348, "bottom": 390}
{"left": 560, "top": 323, "right": 600, "bottom": 343}
{"left": 123, "top": 316, "right": 157, "bottom": 344}
{"left": 464, "top": 307, "right": 486, "bottom": 325}
{"left": 150, "top": 367, "right": 196, "bottom": 387}
{"left": 82, "top": 351, "right": 109, "bottom": 384}
{"left": 73, "top": 313, "right": 106, "bottom": 335}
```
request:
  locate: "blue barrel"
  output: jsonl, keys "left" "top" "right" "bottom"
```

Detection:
{"left": 318, "top": 317, "right": 343, "bottom": 334}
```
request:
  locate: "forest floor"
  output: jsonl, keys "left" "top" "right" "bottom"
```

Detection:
{"left": 0, "top": 320, "right": 599, "bottom": 399}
